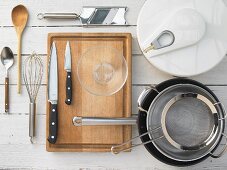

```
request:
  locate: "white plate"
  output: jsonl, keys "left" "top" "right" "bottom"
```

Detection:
{"left": 137, "top": 0, "right": 227, "bottom": 77}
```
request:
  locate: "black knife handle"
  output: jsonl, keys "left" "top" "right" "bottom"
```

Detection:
{"left": 48, "top": 104, "right": 58, "bottom": 144}
{"left": 65, "top": 72, "right": 72, "bottom": 105}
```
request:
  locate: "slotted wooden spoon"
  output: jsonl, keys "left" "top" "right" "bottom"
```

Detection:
{"left": 11, "top": 4, "right": 28, "bottom": 94}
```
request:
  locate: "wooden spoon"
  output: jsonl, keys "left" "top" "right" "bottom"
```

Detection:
{"left": 11, "top": 4, "right": 29, "bottom": 94}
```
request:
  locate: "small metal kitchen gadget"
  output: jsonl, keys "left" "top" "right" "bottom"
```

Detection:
{"left": 143, "top": 30, "right": 175, "bottom": 53}
{"left": 141, "top": 8, "right": 205, "bottom": 56}
{"left": 1, "top": 47, "right": 14, "bottom": 113}
{"left": 37, "top": 6, "right": 128, "bottom": 26}
{"left": 23, "top": 53, "right": 43, "bottom": 143}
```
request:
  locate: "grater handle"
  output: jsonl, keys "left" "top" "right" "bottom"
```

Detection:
{"left": 37, "top": 13, "right": 80, "bottom": 20}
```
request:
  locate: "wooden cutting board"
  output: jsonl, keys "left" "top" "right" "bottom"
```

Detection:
{"left": 46, "top": 33, "right": 132, "bottom": 152}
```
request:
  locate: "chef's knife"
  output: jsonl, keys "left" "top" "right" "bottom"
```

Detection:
{"left": 64, "top": 41, "right": 72, "bottom": 105}
{"left": 47, "top": 42, "right": 58, "bottom": 144}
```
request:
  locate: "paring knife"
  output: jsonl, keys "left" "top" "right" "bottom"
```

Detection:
{"left": 64, "top": 41, "right": 72, "bottom": 105}
{"left": 47, "top": 42, "right": 58, "bottom": 144}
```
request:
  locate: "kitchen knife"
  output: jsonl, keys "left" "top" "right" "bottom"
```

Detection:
{"left": 47, "top": 42, "right": 58, "bottom": 144}
{"left": 64, "top": 41, "right": 72, "bottom": 105}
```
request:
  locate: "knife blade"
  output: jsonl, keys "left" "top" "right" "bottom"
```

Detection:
{"left": 47, "top": 42, "right": 58, "bottom": 144}
{"left": 64, "top": 41, "right": 72, "bottom": 105}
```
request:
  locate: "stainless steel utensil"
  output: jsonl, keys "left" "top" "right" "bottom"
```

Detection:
{"left": 64, "top": 41, "right": 72, "bottom": 105}
{"left": 142, "top": 84, "right": 226, "bottom": 161}
{"left": 1, "top": 47, "right": 14, "bottom": 113}
{"left": 23, "top": 53, "right": 43, "bottom": 143}
{"left": 37, "top": 6, "right": 128, "bottom": 26}
{"left": 73, "top": 117, "right": 137, "bottom": 126}
{"left": 143, "top": 30, "right": 175, "bottom": 53}
{"left": 72, "top": 83, "right": 227, "bottom": 161}
{"left": 110, "top": 84, "right": 226, "bottom": 161}
{"left": 137, "top": 78, "right": 226, "bottom": 166}
{"left": 47, "top": 42, "right": 58, "bottom": 144}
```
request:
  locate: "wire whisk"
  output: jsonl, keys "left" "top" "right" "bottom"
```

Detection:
{"left": 23, "top": 52, "right": 43, "bottom": 143}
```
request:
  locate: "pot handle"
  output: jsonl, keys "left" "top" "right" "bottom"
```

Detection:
{"left": 137, "top": 85, "right": 159, "bottom": 113}
{"left": 73, "top": 116, "right": 137, "bottom": 126}
{"left": 214, "top": 102, "right": 227, "bottom": 120}
{"left": 210, "top": 133, "right": 227, "bottom": 158}
{"left": 111, "top": 126, "right": 163, "bottom": 154}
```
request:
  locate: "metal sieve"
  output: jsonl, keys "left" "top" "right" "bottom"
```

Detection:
{"left": 145, "top": 84, "right": 226, "bottom": 161}
{"left": 72, "top": 79, "right": 227, "bottom": 162}
{"left": 109, "top": 84, "right": 226, "bottom": 161}
{"left": 161, "top": 93, "right": 217, "bottom": 151}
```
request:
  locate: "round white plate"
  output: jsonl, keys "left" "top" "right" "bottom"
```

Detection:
{"left": 137, "top": 0, "right": 227, "bottom": 77}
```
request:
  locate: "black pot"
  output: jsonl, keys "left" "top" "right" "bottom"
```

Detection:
{"left": 137, "top": 78, "right": 225, "bottom": 166}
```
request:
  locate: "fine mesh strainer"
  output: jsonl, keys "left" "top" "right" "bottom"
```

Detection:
{"left": 144, "top": 84, "right": 225, "bottom": 161}
{"left": 72, "top": 81, "right": 227, "bottom": 162}
{"left": 109, "top": 84, "right": 226, "bottom": 161}
{"left": 161, "top": 94, "right": 216, "bottom": 151}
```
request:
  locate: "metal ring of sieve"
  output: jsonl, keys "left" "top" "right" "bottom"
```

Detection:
{"left": 160, "top": 93, "right": 219, "bottom": 151}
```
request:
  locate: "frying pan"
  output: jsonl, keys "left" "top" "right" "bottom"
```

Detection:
{"left": 137, "top": 78, "right": 226, "bottom": 166}
{"left": 143, "top": 84, "right": 225, "bottom": 161}
{"left": 73, "top": 78, "right": 227, "bottom": 166}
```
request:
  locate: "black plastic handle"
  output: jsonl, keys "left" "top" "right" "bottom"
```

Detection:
{"left": 48, "top": 104, "right": 58, "bottom": 144}
{"left": 65, "top": 72, "right": 72, "bottom": 105}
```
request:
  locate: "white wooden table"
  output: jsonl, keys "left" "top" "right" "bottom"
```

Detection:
{"left": 0, "top": 0, "right": 227, "bottom": 169}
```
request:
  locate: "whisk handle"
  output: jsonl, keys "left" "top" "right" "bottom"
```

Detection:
{"left": 29, "top": 103, "right": 36, "bottom": 139}
{"left": 65, "top": 72, "right": 72, "bottom": 105}
{"left": 48, "top": 104, "right": 58, "bottom": 144}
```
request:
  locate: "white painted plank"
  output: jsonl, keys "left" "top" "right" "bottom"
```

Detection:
{"left": 0, "top": 26, "right": 141, "bottom": 55}
{"left": 1, "top": 54, "right": 227, "bottom": 87}
{"left": 0, "top": 143, "right": 181, "bottom": 170}
{"left": 0, "top": 143, "right": 223, "bottom": 170}
{"left": 0, "top": 0, "right": 145, "bottom": 26}
{"left": 132, "top": 55, "right": 227, "bottom": 85}
{"left": 0, "top": 85, "right": 46, "bottom": 114}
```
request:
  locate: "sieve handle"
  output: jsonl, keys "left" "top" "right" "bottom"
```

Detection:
{"left": 137, "top": 85, "right": 159, "bottom": 113}
{"left": 210, "top": 133, "right": 227, "bottom": 158}
{"left": 111, "top": 126, "right": 163, "bottom": 154}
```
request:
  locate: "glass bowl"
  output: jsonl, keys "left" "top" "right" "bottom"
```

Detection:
{"left": 77, "top": 46, "right": 128, "bottom": 96}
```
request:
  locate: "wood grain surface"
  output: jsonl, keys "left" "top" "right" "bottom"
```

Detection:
{"left": 46, "top": 33, "right": 132, "bottom": 152}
